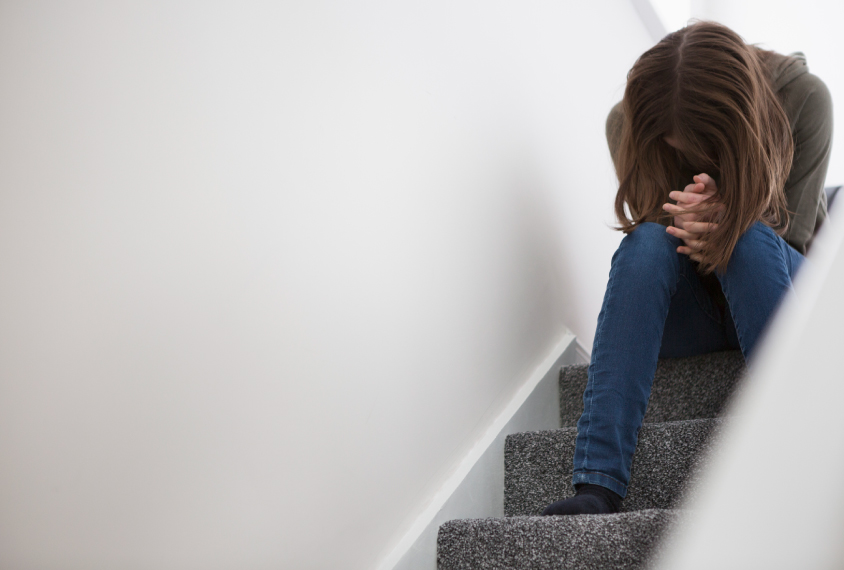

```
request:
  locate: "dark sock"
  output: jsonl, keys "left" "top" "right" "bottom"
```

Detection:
{"left": 540, "top": 484, "right": 623, "bottom": 516}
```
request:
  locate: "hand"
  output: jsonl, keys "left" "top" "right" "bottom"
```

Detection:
{"left": 662, "top": 173, "right": 723, "bottom": 261}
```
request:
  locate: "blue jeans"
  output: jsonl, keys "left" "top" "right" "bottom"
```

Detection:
{"left": 572, "top": 221, "right": 804, "bottom": 497}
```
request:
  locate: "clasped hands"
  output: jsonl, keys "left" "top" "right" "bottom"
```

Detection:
{"left": 662, "top": 173, "right": 723, "bottom": 262}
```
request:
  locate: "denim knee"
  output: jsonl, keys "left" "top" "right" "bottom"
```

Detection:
{"left": 722, "top": 222, "right": 780, "bottom": 272}
{"left": 716, "top": 221, "right": 801, "bottom": 359}
{"left": 615, "top": 222, "right": 681, "bottom": 280}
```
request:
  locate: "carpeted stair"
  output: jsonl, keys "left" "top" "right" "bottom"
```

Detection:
{"left": 437, "top": 350, "right": 745, "bottom": 570}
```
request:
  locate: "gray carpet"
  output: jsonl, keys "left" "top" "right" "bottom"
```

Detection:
{"left": 437, "top": 350, "right": 745, "bottom": 569}
{"left": 437, "top": 510, "right": 682, "bottom": 570}
{"left": 504, "top": 418, "right": 722, "bottom": 516}
{"left": 559, "top": 350, "right": 745, "bottom": 426}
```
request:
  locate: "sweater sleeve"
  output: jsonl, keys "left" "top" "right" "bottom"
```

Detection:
{"left": 605, "top": 100, "right": 624, "bottom": 176}
{"left": 781, "top": 72, "right": 834, "bottom": 254}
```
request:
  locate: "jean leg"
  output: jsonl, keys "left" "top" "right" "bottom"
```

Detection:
{"left": 716, "top": 222, "right": 805, "bottom": 361}
{"left": 659, "top": 257, "right": 740, "bottom": 358}
{"left": 573, "top": 223, "right": 684, "bottom": 497}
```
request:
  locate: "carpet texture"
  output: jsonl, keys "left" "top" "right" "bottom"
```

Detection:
{"left": 437, "top": 350, "right": 745, "bottom": 569}
{"left": 437, "top": 511, "right": 681, "bottom": 570}
{"left": 504, "top": 418, "right": 722, "bottom": 516}
{"left": 559, "top": 350, "right": 745, "bottom": 426}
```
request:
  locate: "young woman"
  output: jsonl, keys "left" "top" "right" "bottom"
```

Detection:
{"left": 543, "top": 21, "right": 833, "bottom": 516}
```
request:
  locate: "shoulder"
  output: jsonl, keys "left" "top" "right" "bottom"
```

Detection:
{"left": 784, "top": 68, "right": 832, "bottom": 110}
{"left": 763, "top": 50, "right": 833, "bottom": 133}
{"left": 781, "top": 68, "right": 833, "bottom": 137}
{"left": 605, "top": 100, "right": 624, "bottom": 144}
{"left": 760, "top": 49, "right": 808, "bottom": 91}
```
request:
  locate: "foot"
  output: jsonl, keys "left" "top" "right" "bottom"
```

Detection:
{"left": 541, "top": 484, "right": 622, "bottom": 516}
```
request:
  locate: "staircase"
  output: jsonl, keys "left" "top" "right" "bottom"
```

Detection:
{"left": 437, "top": 350, "right": 746, "bottom": 570}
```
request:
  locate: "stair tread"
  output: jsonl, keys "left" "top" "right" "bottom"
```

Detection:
{"left": 438, "top": 509, "right": 681, "bottom": 570}
{"left": 559, "top": 350, "right": 745, "bottom": 426}
{"left": 505, "top": 418, "right": 722, "bottom": 515}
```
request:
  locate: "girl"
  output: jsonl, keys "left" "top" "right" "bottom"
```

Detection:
{"left": 543, "top": 20, "right": 833, "bottom": 515}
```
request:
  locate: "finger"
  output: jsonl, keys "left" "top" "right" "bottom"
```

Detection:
{"left": 694, "top": 173, "right": 718, "bottom": 194}
{"left": 683, "top": 221, "right": 718, "bottom": 233}
{"left": 663, "top": 203, "right": 705, "bottom": 219}
{"left": 671, "top": 200, "right": 722, "bottom": 221}
{"left": 666, "top": 226, "right": 697, "bottom": 240}
{"left": 681, "top": 238, "right": 706, "bottom": 250}
{"left": 677, "top": 244, "right": 705, "bottom": 257}
{"left": 669, "top": 190, "right": 712, "bottom": 204}
{"left": 689, "top": 204, "right": 725, "bottom": 224}
{"left": 667, "top": 226, "right": 715, "bottom": 241}
{"left": 663, "top": 203, "right": 698, "bottom": 213}
{"left": 689, "top": 253, "right": 704, "bottom": 263}
{"left": 684, "top": 181, "right": 706, "bottom": 194}
{"left": 676, "top": 209, "right": 703, "bottom": 218}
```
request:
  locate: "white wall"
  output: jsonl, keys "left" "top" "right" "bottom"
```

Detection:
{"left": 0, "top": 2, "right": 649, "bottom": 569}
{"left": 694, "top": 0, "right": 844, "bottom": 186}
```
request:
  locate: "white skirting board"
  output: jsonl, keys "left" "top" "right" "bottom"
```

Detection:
{"left": 378, "top": 332, "right": 589, "bottom": 570}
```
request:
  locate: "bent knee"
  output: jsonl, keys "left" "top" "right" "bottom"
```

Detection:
{"left": 721, "top": 222, "right": 792, "bottom": 281}
{"left": 621, "top": 223, "right": 679, "bottom": 257}
{"left": 615, "top": 223, "right": 680, "bottom": 273}
{"left": 729, "top": 222, "right": 780, "bottom": 264}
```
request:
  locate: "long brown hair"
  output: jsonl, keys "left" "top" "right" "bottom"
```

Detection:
{"left": 614, "top": 20, "right": 793, "bottom": 273}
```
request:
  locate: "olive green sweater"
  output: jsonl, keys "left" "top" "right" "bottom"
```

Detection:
{"left": 605, "top": 50, "right": 834, "bottom": 255}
